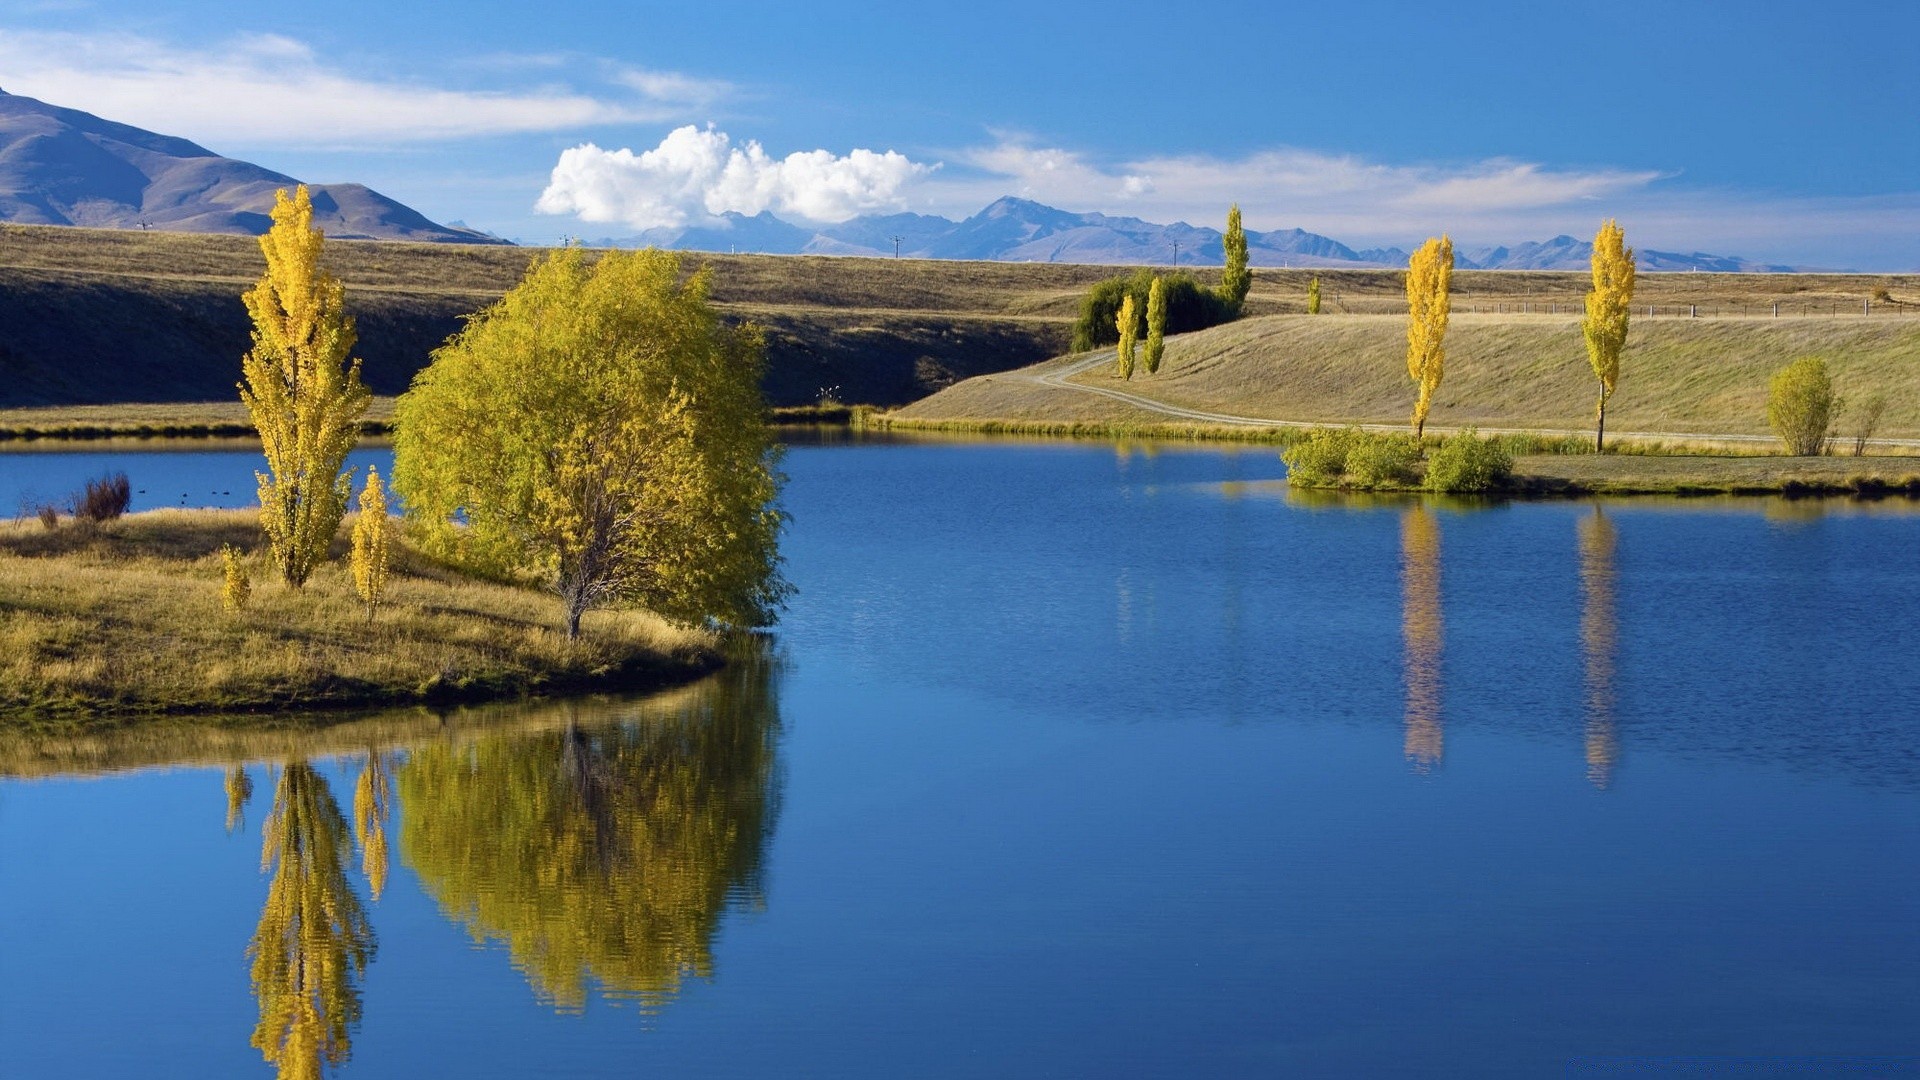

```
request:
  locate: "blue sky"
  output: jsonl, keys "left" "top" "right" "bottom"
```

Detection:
{"left": 1, "top": 0, "right": 1915, "bottom": 266}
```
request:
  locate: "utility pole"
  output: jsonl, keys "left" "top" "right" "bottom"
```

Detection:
{"left": 1172, "top": 240, "right": 1180, "bottom": 267}
{"left": 890, "top": 235, "right": 906, "bottom": 259}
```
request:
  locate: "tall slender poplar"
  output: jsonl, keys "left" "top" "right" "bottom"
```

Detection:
{"left": 1405, "top": 235, "right": 1453, "bottom": 439}
{"left": 1144, "top": 276, "right": 1167, "bottom": 374}
{"left": 240, "top": 185, "right": 370, "bottom": 588}
{"left": 1116, "top": 293, "right": 1138, "bottom": 379}
{"left": 1583, "top": 220, "right": 1636, "bottom": 451}
{"left": 1218, "top": 205, "right": 1251, "bottom": 312}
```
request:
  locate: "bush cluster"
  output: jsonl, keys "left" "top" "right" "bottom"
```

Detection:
{"left": 1071, "top": 270, "right": 1233, "bottom": 353}
{"left": 1281, "top": 427, "right": 1420, "bottom": 489}
{"left": 1282, "top": 427, "right": 1514, "bottom": 494}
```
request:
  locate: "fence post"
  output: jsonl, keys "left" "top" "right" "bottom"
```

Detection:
{"left": 1690, "top": 304, "right": 1697, "bottom": 318}
{"left": 1773, "top": 302, "right": 1778, "bottom": 317}
{"left": 1864, "top": 298, "right": 1871, "bottom": 316}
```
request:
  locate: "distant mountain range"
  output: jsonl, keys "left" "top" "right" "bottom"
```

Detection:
{"left": 0, "top": 87, "right": 1812, "bottom": 269}
{"left": 611, "top": 196, "right": 1811, "bottom": 273}
{"left": 0, "top": 89, "right": 502, "bottom": 244}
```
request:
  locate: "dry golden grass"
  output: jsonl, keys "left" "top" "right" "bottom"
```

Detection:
{"left": 900, "top": 313, "right": 1920, "bottom": 441}
{"left": 0, "top": 509, "right": 719, "bottom": 721}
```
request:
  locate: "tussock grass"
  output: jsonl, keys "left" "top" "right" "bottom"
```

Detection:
{"left": 0, "top": 509, "right": 719, "bottom": 721}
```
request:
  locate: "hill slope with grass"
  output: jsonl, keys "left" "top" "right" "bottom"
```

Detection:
{"left": 1, "top": 224, "right": 1912, "bottom": 412}
{"left": 895, "top": 311, "right": 1920, "bottom": 440}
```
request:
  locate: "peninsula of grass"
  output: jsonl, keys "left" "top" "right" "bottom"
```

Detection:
{"left": 0, "top": 509, "right": 724, "bottom": 724}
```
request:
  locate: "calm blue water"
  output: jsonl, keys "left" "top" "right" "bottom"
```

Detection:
{"left": 2, "top": 440, "right": 1917, "bottom": 1078}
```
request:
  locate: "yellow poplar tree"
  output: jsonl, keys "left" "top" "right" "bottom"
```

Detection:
{"left": 1115, "top": 293, "right": 1138, "bottom": 379}
{"left": 349, "top": 468, "right": 391, "bottom": 620}
{"left": 1583, "top": 219, "right": 1636, "bottom": 451}
{"left": 1307, "top": 275, "right": 1322, "bottom": 314}
{"left": 1144, "top": 276, "right": 1167, "bottom": 374}
{"left": 1405, "top": 235, "right": 1453, "bottom": 439}
{"left": 240, "top": 186, "right": 370, "bottom": 588}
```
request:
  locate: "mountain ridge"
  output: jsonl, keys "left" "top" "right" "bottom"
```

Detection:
{"left": 0, "top": 89, "right": 504, "bottom": 244}
{"left": 613, "top": 194, "right": 1812, "bottom": 273}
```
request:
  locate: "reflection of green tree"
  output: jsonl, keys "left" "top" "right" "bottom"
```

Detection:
{"left": 250, "top": 761, "right": 376, "bottom": 1080}
{"left": 399, "top": 659, "right": 782, "bottom": 1013}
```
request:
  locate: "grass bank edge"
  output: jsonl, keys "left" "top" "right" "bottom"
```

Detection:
{"left": 0, "top": 509, "right": 730, "bottom": 726}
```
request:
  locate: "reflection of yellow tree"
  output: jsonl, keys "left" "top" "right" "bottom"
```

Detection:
{"left": 225, "top": 764, "right": 254, "bottom": 833}
{"left": 352, "top": 751, "right": 394, "bottom": 901}
{"left": 251, "top": 761, "right": 376, "bottom": 1080}
{"left": 1400, "top": 506, "right": 1444, "bottom": 771}
{"left": 1578, "top": 508, "right": 1620, "bottom": 788}
{"left": 399, "top": 660, "right": 781, "bottom": 1013}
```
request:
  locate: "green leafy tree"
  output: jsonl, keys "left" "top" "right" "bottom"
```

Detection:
{"left": 1218, "top": 204, "right": 1251, "bottom": 312}
{"left": 1307, "top": 276, "right": 1322, "bottom": 314}
{"left": 392, "top": 248, "right": 790, "bottom": 638}
{"left": 1583, "top": 219, "right": 1636, "bottom": 451}
{"left": 240, "top": 186, "right": 370, "bottom": 588}
{"left": 1768, "top": 356, "right": 1839, "bottom": 455}
{"left": 1116, "top": 293, "right": 1138, "bottom": 379}
{"left": 1144, "top": 276, "right": 1167, "bottom": 374}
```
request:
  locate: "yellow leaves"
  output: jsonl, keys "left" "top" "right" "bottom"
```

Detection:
{"left": 240, "top": 185, "right": 370, "bottom": 589}
{"left": 349, "top": 469, "right": 391, "bottom": 619}
{"left": 1582, "top": 219, "right": 1637, "bottom": 449}
{"left": 1405, "top": 235, "right": 1453, "bottom": 437}
{"left": 221, "top": 544, "right": 252, "bottom": 613}
{"left": 1115, "top": 292, "right": 1138, "bottom": 379}
{"left": 1583, "top": 219, "right": 1636, "bottom": 397}
{"left": 250, "top": 762, "right": 375, "bottom": 1079}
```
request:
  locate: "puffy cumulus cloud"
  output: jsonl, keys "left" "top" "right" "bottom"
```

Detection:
{"left": 536, "top": 126, "right": 935, "bottom": 229}
{"left": 0, "top": 29, "right": 712, "bottom": 145}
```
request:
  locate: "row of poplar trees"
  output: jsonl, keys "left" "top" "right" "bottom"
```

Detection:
{"left": 1404, "top": 219, "right": 1635, "bottom": 449}
{"left": 1114, "top": 204, "right": 1254, "bottom": 378}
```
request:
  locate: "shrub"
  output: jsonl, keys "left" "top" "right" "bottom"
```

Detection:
{"left": 1280, "top": 427, "right": 1356, "bottom": 486}
{"left": 36, "top": 504, "right": 59, "bottom": 530}
{"left": 72, "top": 472, "right": 131, "bottom": 522}
{"left": 1767, "top": 356, "right": 1837, "bottom": 456}
{"left": 1281, "top": 426, "right": 1419, "bottom": 490}
{"left": 1070, "top": 270, "right": 1233, "bottom": 352}
{"left": 1848, "top": 393, "right": 1888, "bottom": 457}
{"left": 1424, "top": 428, "right": 1513, "bottom": 493}
{"left": 1346, "top": 433, "right": 1420, "bottom": 488}
{"left": 221, "top": 545, "right": 252, "bottom": 613}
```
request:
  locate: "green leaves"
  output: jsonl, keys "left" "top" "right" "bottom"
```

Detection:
{"left": 393, "top": 248, "right": 789, "bottom": 636}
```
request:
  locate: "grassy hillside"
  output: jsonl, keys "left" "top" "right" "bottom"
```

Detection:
{"left": 898, "top": 312, "right": 1920, "bottom": 440}
{"left": 3, "top": 222, "right": 1913, "bottom": 411}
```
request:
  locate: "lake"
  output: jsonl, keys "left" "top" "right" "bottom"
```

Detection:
{"left": 2, "top": 438, "right": 1917, "bottom": 1078}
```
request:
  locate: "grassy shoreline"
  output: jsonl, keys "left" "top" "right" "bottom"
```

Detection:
{"left": 0, "top": 400, "right": 857, "bottom": 441}
{"left": 0, "top": 509, "right": 724, "bottom": 724}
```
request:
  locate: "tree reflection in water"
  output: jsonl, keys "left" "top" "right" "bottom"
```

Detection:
{"left": 1400, "top": 505, "right": 1444, "bottom": 772}
{"left": 249, "top": 761, "right": 376, "bottom": 1080}
{"left": 1578, "top": 507, "right": 1620, "bottom": 788}
{"left": 399, "top": 655, "right": 783, "bottom": 1014}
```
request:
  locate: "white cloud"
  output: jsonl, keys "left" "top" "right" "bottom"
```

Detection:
{"left": 536, "top": 125, "right": 935, "bottom": 229}
{"left": 0, "top": 29, "right": 714, "bottom": 145}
